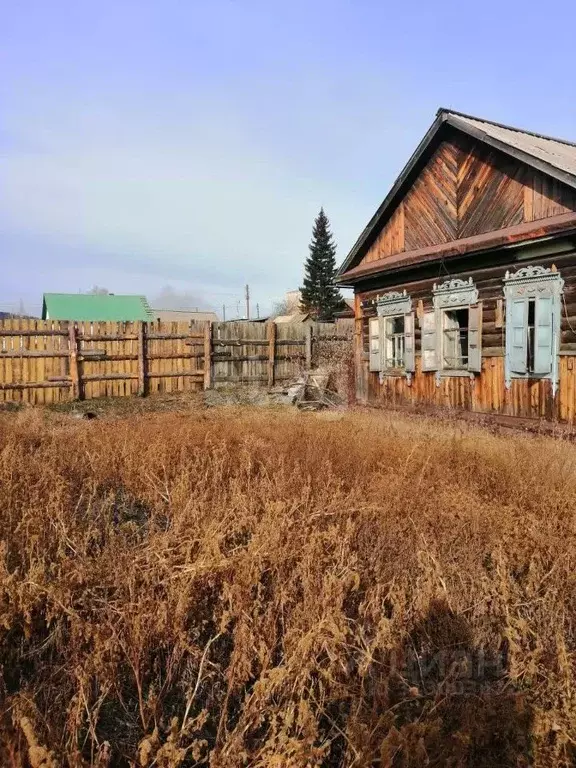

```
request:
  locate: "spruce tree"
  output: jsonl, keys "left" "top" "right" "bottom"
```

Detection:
{"left": 300, "top": 208, "right": 346, "bottom": 321}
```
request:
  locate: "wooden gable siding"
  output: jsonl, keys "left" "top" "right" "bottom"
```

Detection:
{"left": 404, "top": 141, "right": 458, "bottom": 250}
{"left": 363, "top": 205, "right": 404, "bottom": 263}
{"left": 456, "top": 134, "right": 525, "bottom": 238}
{"left": 358, "top": 133, "right": 576, "bottom": 268}
{"left": 525, "top": 173, "right": 576, "bottom": 221}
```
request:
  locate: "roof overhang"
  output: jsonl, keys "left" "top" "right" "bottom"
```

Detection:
{"left": 336, "top": 211, "right": 576, "bottom": 285}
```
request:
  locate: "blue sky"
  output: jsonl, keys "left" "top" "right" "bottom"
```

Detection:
{"left": 2, "top": 0, "right": 576, "bottom": 317}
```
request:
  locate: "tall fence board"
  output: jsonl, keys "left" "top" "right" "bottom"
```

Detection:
{"left": 0, "top": 318, "right": 353, "bottom": 404}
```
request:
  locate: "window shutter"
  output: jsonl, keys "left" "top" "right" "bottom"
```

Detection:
{"left": 421, "top": 311, "right": 438, "bottom": 371}
{"left": 468, "top": 302, "right": 483, "bottom": 373}
{"left": 508, "top": 298, "right": 528, "bottom": 374}
{"left": 533, "top": 296, "right": 553, "bottom": 374}
{"left": 404, "top": 312, "right": 415, "bottom": 372}
{"left": 368, "top": 317, "right": 381, "bottom": 372}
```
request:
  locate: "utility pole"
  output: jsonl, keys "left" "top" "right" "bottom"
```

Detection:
{"left": 245, "top": 284, "right": 250, "bottom": 320}
{"left": 222, "top": 303, "right": 226, "bottom": 322}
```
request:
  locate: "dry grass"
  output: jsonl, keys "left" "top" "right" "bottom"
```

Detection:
{"left": 1, "top": 406, "right": 576, "bottom": 766}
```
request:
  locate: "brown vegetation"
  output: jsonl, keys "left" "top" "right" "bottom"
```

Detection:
{"left": 1, "top": 406, "right": 576, "bottom": 766}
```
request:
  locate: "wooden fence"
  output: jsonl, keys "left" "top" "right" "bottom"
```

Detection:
{"left": 0, "top": 318, "right": 353, "bottom": 404}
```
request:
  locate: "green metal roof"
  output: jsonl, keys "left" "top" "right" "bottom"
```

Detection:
{"left": 42, "top": 293, "right": 154, "bottom": 322}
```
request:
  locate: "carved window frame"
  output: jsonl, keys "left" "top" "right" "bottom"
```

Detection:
{"left": 503, "top": 265, "right": 564, "bottom": 395}
{"left": 431, "top": 278, "right": 481, "bottom": 383}
{"left": 374, "top": 290, "right": 414, "bottom": 382}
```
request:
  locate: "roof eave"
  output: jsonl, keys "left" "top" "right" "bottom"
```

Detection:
{"left": 336, "top": 211, "right": 576, "bottom": 285}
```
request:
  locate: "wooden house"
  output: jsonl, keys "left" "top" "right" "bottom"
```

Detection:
{"left": 336, "top": 109, "right": 576, "bottom": 424}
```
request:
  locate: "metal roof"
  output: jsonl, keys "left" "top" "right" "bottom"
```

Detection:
{"left": 338, "top": 108, "right": 576, "bottom": 277}
{"left": 151, "top": 309, "right": 218, "bottom": 323}
{"left": 42, "top": 293, "right": 154, "bottom": 321}
{"left": 447, "top": 110, "right": 576, "bottom": 182}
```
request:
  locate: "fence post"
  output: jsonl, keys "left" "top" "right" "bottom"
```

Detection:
{"left": 305, "top": 323, "right": 313, "bottom": 370}
{"left": 267, "top": 321, "right": 276, "bottom": 388}
{"left": 68, "top": 324, "right": 81, "bottom": 401}
{"left": 137, "top": 321, "right": 146, "bottom": 396}
{"left": 203, "top": 321, "right": 213, "bottom": 390}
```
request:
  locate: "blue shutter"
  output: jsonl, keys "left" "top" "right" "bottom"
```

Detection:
{"left": 533, "top": 296, "right": 553, "bottom": 374}
{"left": 468, "top": 303, "right": 482, "bottom": 373}
{"left": 404, "top": 312, "right": 415, "bottom": 372}
{"left": 369, "top": 317, "right": 380, "bottom": 372}
{"left": 421, "top": 311, "right": 438, "bottom": 371}
{"left": 509, "top": 298, "right": 528, "bottom": 374}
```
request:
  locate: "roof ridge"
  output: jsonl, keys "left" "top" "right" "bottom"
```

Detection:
{"left": 437, "top": 107, "right": 576, "bottom": 149}
{"left": 44, "top": 292, "right": 145, "bottom": 298}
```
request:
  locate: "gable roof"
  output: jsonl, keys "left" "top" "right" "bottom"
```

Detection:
{"left": 42, "top": 293, "right": 154, "bottom": 322}
{"left": 337, "top": 108, "right": 576, "bottom": 277}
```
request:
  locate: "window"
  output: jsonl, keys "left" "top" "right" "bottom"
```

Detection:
{"left": 503, "top": 266, "right": 563, "bottom": 394}
{"left": 384, "top": 315, "right": 405, "bottom": 369}
{"left": 421, "top": 278, "right": 482, "bottom": 379}
{"left": 366, "top": 290, "right": 415, "bottom": 379}
{"left": 442, "top": 308, "right": 469, "bottom": 370}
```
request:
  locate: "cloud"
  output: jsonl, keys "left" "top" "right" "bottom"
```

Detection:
{"left": 150, "top": 285, "right": 216, "bottom": 312}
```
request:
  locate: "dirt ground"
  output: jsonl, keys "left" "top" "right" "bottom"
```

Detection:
{"left": 1, "top": 388, "right": 575, "bottom": 442}
{"left": 0, "top": 389, "right": 283, "bottom": 419}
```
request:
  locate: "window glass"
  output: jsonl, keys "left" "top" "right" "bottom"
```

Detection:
{"left": 527, "top": 299, "right": 536, "bottom": 373}
{"left": 442, "top": 308, "right": 469, "bottom": 370}
{"left": 385, "top": 315, "right": 405, "bottom": 368}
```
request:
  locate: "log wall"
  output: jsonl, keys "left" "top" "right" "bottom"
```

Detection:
{"left": 355, "top": 251, "right": 576, "bottom": 423}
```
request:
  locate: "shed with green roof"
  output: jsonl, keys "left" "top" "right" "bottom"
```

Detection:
{"left": 41, "top": 293, "right": 154, "bottom": 322}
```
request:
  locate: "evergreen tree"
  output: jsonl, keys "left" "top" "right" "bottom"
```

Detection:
{"left": 300, "top": 208, "right": 346, "bottom": 321}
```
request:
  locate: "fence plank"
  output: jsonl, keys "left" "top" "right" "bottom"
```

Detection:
{"left": 203, "top": 321, "right": 212, "bottom": 390}
{"left": 68, "top": 324, "right": 80, "bottom": 400}
{"left": 137, "top": 322, "right": 146, "bottom": 396}
{"left": 305, "top": 324, "right": 313, "bottom": 369}
{"left": 267, "top": 322, "right": 276, "bottom": 387}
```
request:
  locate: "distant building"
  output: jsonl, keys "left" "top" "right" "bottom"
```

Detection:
{"left": 274, "top": 312, "right": 310, "bottom": 324}
{"left": 334, "top": 298, "right": 355, "bottom": 318}
{"left": 42, "top": 293, "right": 154, "bottom": 321}
{"left": 284, "top": 289, "right": 302, "bottom": 313}
{"left": 152, "top": 309, "right": 218, "bottom": 323}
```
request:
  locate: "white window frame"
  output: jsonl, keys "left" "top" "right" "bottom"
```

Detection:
{"left": 503, "top": 265, "right": 564, "bottom": 396}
